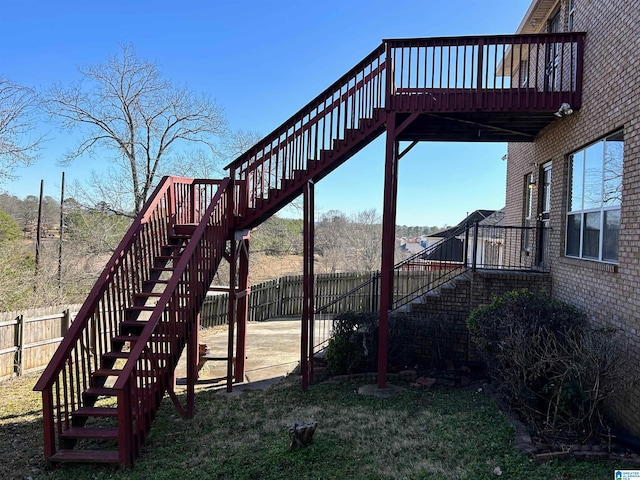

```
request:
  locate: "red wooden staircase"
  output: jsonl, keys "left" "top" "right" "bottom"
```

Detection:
{"left": 35, "top": 33, "right": 584, "bottom": 467}
{"left": 34, "top": 177, "right": 231, "bottom": 466}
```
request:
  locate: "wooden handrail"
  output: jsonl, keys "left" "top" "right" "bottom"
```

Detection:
{"left": 34, "top": 176, "right": 178, "bottom": 392}
{"left": 224, "top": 43, "right": 387, "bottom": 172}
{"left": 113, "top": 178, "right": 231, "bottom": 390}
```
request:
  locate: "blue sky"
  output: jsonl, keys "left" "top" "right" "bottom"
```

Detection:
{"left": 1, "top": 0, "right": 532, "bottom": 227}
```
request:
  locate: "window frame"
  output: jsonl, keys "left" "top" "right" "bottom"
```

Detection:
{"left": 523, "top": 173, "right": 535, "bottom": 252}
{"left": 565, "top": 131, "right": 623, "bottom": 264}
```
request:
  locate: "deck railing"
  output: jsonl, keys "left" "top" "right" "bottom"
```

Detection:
{"left": 226, "top": 33, "right": 584, "bottom": 227}
{"left": 34, "top": 176, "right": 229, "bottom": 466}
{"left": 387, "top": 32, "right": 585, "bottom": 111}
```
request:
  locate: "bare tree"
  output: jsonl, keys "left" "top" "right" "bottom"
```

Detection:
{"left": 351, "top": 209, "right": 382, "bottom": 272}
{"left": 315, "top": 209, "right": 382, "bottom": 273}
{"left": 220, "top": 129, "right": 262, "bottom": 160}
{"left": 315, "top": 210, "right": 349, "bottom": 273}
{"left": 43, "top": 44, "right": 227, "bottom": 214}
{"left": 0, "top": 77, "right": 41, "bottom": 182}
{"left": 169, "top": 129, "right": 262, "bottom": 180}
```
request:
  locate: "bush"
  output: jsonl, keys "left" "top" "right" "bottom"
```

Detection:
{"left": 468, "top": 289, "right": 631, "bottom": 442}
{"left": 325, "top": 312, "right": 379, "bottom": 375}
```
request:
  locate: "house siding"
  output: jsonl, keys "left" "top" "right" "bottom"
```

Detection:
{"left": 506, "top": 0, "right": 640, "bottom": 434}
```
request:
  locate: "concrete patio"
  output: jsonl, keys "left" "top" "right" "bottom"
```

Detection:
{"left": 174, "top": 317, "right": 309, "bottom": 393}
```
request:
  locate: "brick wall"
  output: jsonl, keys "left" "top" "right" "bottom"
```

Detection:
{"left": 393, "top": 271, "right": 551, "bottom": 368}
{"left": 505, "top": 0, "right": 640, "bottom": 435}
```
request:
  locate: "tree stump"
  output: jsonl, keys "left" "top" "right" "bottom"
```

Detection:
{"left": 288, "top": 421, "right": 318, "bottom": 450}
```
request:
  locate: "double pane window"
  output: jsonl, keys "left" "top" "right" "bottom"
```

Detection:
{"left": 566, "top": 131, "right": 623, "bottom": 263}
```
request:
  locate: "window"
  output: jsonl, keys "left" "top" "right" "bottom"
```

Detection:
{"left": 548, "top": 8, "right": 561, "bottom": 33}
{"left": 546, "top": 9, "right": 562, "bottom": 91}
{"left": 541, "top": 164, "right": 552, "bottom": 221}
{"left": 566, "top": 131, "right": 623, "bottom": 262}
{"left": 519, "top": 60, "right": 529, "bottom": 87}
{"left": 568, "top": 0, "right": 576, "bottom": 31}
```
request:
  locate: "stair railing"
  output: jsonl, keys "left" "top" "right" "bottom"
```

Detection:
{"left": 312, "top": 229, "right": 471, "bottom": 351}
{"left": 391, "top": 228, "right": 472, "bottom": 310}
{"left": 33, "top": 176, "right": 224, "bottom": 464}
{"left": 313, "top": 227, "right": 472, "bottom": 318}
{"left": 226, "top": 33, "right": 584, "bottom": 229}
{"left": 112, "top": 177, "right": 230, "bottom": 465}
{"left": 314, "top": 222, "right": 547, "bottom": 336}
{"left": 227, "top": 44, "right": 387, "bottom": 222}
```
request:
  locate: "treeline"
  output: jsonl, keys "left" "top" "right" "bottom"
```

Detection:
{"left": 0, "top": 192, "right": 443, "bottom": 312}
{"left": 251, "top": 209, "right": 443, "bottom": 274}
{"left": 396, "top": 224, "right": 443, "bottom": 238}
{"left": 0, "top": 193, "right": 130, "bottom": 311}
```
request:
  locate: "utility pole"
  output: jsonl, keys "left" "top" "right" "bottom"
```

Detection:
{"left": 58, "top": 172, "right": 65, "bottom": 295}
{"left": 34, "top": 179, "right": 44, "bottom": 290}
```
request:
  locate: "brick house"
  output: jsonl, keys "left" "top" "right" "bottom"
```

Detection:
{"left": 505, "top": 0, "right": 640, "bottom": 434}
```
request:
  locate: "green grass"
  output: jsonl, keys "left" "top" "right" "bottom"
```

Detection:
{"left": 0, "top": 373, "right": 633, "bottom": 479}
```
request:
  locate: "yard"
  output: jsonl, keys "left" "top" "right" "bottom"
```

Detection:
{"left": 1, "top": 370, "right": 633, "bottom": 479}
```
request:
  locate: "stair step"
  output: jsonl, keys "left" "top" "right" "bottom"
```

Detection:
{"left": 156, "top": 251, "right": 182, "bottom": 260}
{"left": 103, "top": 349, "right": 171, "bottom": 362}
{"left": 144, "top": 279, "right": 171, "bottom": 287}
{"left": 319, "top": 149, "right": 334, "bottom": 162}
{"left": 128, "top": 305, "right": 162, "bottom": 312}
{"left": 111, "top": 334, "right": 141, "bottom": 345}
{"left": 61, "top": 426, "right": 119, "bottom": 440}
{"left": 267, "top": 187, "right": 281, "bottom": 201}
{"left": 103, "top": 351, "right": 130, "bottom": 360}
{"left": 120, "top": 320, "right": 148, "bottom": 332}
{"left": 150, "top": 267, "right": 175, "bottom": 273}
{"left": 92, "top": 368, "right": 122, "bottom": 378}
{"left": 49, "top": 449, "right": 120, "bottom": 464}
{"left": 161, "top": 244, "right": 185, "bottom": 254}
{"left": 113, "top": 332, "right": 173, "bottom": 346}
{"left": 168, "top": 233, "right": 191, "bottom": 242}
{"left": 174, "top": 224, "right": 197, "bottom": 236}
{"left": 83, "top": 387, "right": 117, "bottom": 398}
{"left": 134, "top": 292, "right": 163, "bottom": 298}
{"left": 72, "top": 406, "right": 118, "bottom": 418}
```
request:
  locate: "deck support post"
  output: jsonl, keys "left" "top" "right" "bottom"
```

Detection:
{"left": 185, "top": 313, "right": 199, "bottom": 418}
{"left": 235, "top": 231, "right": 250, "bottom": 383}
{"left": 41, "top": 389, "right": 56, "bottom": 459}
{"left": 226, "top": 185, "right": 237, "bottom": 393}
{"left": 301, "top": 180, "right": 315, "bottom": 391}
{"left": 378, "top": 112, "right": 399, "bottom": 389}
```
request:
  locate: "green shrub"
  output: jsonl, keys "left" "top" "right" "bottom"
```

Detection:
{"left": 325, "top": 312, "right": 378, "bottom": 375}
{"left": 0, "top": 210, "right": 22, "bottom": 242}
{"left": 468, "top": 289, "right": 631, "bottom": 442}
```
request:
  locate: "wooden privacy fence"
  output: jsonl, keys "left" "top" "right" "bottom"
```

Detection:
{"left": 200, "top": 272, "right": 380, "bottom": 328}
{"left": 0, "top": 272, "right": 385, "bottom": 380}
{"left": 0, "top": 304, "right": 82, "bottom": 380}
